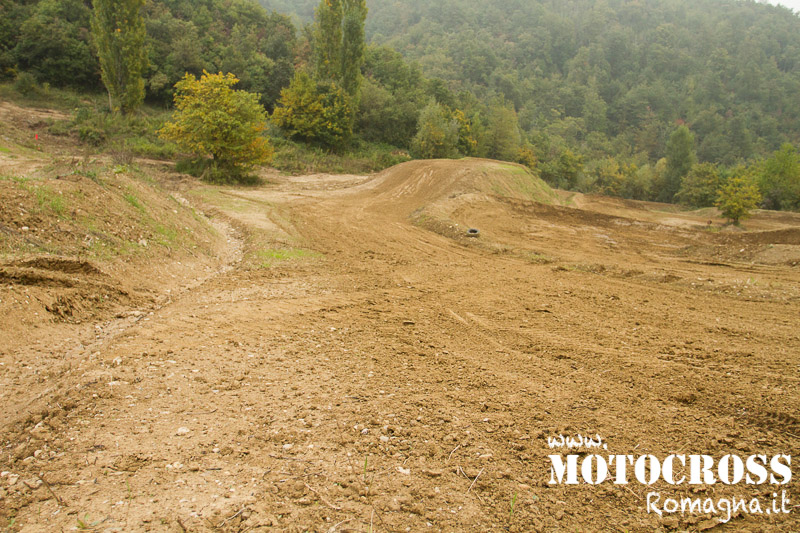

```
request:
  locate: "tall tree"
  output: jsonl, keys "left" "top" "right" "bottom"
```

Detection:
{"left": 91, "top": 0, "right": 148, "bottom": 113}
{"left": 660, "top": 125, "right": 696, "bottom": 203}
{"left": 312, "top": 0, "right": 367, "bottom": 101}
{"left": 340, "top": 0, "right": 367, "bottom": 101}
{"left": 758, "top": 143, "right": 800, "bottom": 211}
{"left": 480, "top": 102, "right": 522, "bottom": 162}
{"left": 313, "top": 0, "right": 342, "bottom": 83}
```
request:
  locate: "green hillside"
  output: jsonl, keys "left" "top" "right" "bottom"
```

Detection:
{"left": 2, "top": 0, "right": 798, "bottom": 209}
{"left": 259, "top": 0, "right": 800, "bottom": 165}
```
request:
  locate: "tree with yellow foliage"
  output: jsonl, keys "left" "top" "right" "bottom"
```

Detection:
{"left": 159, "top": 71, "right": 272, "bottom": 180}
{"left": 715, "top": 175, "right": 762, "bottom": 225}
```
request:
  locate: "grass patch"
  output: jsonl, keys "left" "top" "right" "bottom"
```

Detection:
{"left": 271, "top": 135, "right": 410, "bottom": 175}
{"left": 47, "top": 120, "right": 72, "bottom": 137}
{"left": 35, "top": 186, "right": 67, "bottom": 217}
{"left": 492, "top": 162, "right": 559, "bottom": 204}
{"left": 87, "top": 238, "right": 115, "bottom": 260}
{"left": 72, "top": 167, "right": 100, "bottom": 182}
{"left": 153, "top": 223, "right": 178, "bottom": 246}
{"left": 124, "top": 136, "right": 178, "bottom": 159}
{"left": 521, "top": 250, "right": 554, "bottom": 264}
{"left": 0, "top": 174, "right": 30, "bottom": 182}
{"left": 75, "top": 108, "right": 175, "bottom": 160}
{"left": 188, "top": 187, "right": 253, "bottom": 213}
{"left": 254, "top": 247, "right": 320, "bottom": 268}
{"left": 0, "top": 79, "right": 86, "bottom": 110}
{"left": 0, "top": 146, "right": 10, "bottom": 153}
{"left": 123, "top": 192, "right": 145, "bottom": 213}
{"left": 0, "top": 81, "right": 176, "bottom": 161}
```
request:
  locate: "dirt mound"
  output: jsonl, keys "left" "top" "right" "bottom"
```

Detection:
{"left": 363, "top": 158, "right": 557, "bottom": 211}
{"left": 9, "top": 257, "right": 105, "bottom": 276}
{"left": 722, "top": 227, "right": 800, "bottom": 245}
{"left": 359, "top": 158, "right": 560, "bottom": 246}
{"left": 0, "top": 165, "right": 224, "bottom": 333}
{"left": 0, "top": 101, "right": 233, "bottom": 361}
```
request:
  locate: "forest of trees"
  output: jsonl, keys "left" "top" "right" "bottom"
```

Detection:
{"left": 1, "top": 0, "right": 799, "bottom": 211}
{"left": 260, "top": 0, "right": 800, "bottom": 159}
{"left": 0, "top": 0, "right": 296, "bottom": 108}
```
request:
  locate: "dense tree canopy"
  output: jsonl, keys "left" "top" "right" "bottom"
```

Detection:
{"left": 1, "top": 0, "right": 296, "bottom": 109}
{"left": 661, "top": 125, "right": 697, "bottom": 203}
{"left": 272, "top": 71, "right": 354, "bottom": 148}
{"left": 757, "top": 143, "right": 800, "bottom": 211}
{"left": 410, "top": 99, "right": 458, "bottom": 159}
{"left": 3, "top": 0, "right": 800, "bottom": 211}
{"left": 676, "top": 162, "right": 721, "bottom": 208}
{"left": 143, "top": 0, "right": 296, "bottom": 109}
{"left": 3, "top": 0, "right": 98, "bottom": 87}
{"left": 260, "top": 0, "right": 800, "bottom": 165}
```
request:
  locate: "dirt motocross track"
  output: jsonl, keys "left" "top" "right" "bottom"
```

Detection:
{"left": 2, "top": 158, "right": 800, "bottom": 532}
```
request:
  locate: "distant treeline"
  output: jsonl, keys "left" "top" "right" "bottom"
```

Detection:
{"left": 263, "top": 0, "right": 800, "bottom": 210}
{"left": 260, "top": 0, "right": 800, "bottom": 162}
{"left": 0, "top": 0, "right": 296, "bottom": 109}
{"left": 1, "top": 0, "right": 799, "bottom": 209}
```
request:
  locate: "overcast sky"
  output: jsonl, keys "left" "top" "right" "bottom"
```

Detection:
{"left": 761, "top": 0, "right": 800, "bottom": 12}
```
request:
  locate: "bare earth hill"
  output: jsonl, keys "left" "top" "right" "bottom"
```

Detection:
{"left": 1, "top": 131, "right": 799, "bottom": 531}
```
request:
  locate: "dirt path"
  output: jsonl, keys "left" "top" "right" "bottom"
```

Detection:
{"left": 2, "top": 160, "right": 799, "bottom": 532}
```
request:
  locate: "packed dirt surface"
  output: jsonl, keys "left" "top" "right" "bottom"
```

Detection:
{"left": 1, "top": 157, "right": 799, "bottom": 532}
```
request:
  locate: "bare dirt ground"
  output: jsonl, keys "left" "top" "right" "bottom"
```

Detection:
{"left": 1, "top": 155, "right": 799, "bottom": 532}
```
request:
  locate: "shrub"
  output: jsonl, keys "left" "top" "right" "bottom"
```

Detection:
{"left": 14, "top": 72, "right": 40, "bottom": 96}
{"left": 715, "top": 176, "right": 762, "bottom": 225}
{"left": 78, "top": 124, "right": 106, "bottom": 146}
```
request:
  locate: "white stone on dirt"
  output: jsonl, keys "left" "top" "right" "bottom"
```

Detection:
{"left": 176, "top": 427, "right": 190, "bottom": 436}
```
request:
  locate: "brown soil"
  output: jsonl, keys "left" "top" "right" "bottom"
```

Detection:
{"left": 1, "top": 155, "right": 799, "bottom": 532}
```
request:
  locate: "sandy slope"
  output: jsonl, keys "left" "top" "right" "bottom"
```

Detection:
{"left": 1, "top": 159, "right": 799, "bottom": 532}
